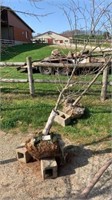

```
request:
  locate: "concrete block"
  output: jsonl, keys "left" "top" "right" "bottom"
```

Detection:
{"left": 41, "top": 158, "right": 58, "bottom": 179}
{"left": 54, "top": 110, "right": 71, "bottom": 127}
{"left": 16, "top": 143, "right": 32, "bottom": 163}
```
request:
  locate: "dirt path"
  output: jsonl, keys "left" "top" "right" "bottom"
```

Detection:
{"left": 52, "top": 44, "right": 112, "bottom": 52}
{"left": 0, "top": 130, "right": 111, "bottom": 200}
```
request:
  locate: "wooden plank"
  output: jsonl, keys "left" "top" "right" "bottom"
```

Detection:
{"left": 0, "top": 79, "right": 28, "bottom": 83}
{"left": 0, "top": 62, "right": 26, "bottom": 66}
{"left": 0, "top": 78, "right": 111, "bottom": 86}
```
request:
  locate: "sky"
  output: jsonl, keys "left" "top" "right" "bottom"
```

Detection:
{"left": 1, "top": 0, "right": 112, "bottom": 35}
{"left": 1, "top": 0, "right": 70, "bottom": 35}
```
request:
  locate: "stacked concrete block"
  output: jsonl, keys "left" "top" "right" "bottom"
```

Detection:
{"left": 41, "top": 158, "right": 58, "bottom": 179}
{"left": 16, "top": 143, "right": 32, "bottom": 163}
{"left": 54, "top": 110, "right": 71, "bottom": 126}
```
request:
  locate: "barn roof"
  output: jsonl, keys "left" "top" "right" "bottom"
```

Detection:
{"left": 35, "top": 31, "right": 69, "bottom": 39}
{"left": 1, "top": 6, "right": 34, "bottom": 32}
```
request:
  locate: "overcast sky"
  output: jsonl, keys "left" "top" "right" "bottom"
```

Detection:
{"left": 1, "top": 0, "right": 112, "bottom": 35}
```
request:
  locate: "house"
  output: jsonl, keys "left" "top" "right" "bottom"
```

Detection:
{"left": 33, "top": 31, "right": 70, "bottom": 45}
{"left": 0, "top": 6, "right": 34, "bottom": 45}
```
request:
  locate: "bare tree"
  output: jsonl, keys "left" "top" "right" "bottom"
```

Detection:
{"left": 42, "top": 0, "right": 112, "bottom": 135}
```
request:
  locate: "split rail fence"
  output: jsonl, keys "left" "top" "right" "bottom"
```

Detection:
{"left": 0, "top": 57, "right": 111, "bottom": 101}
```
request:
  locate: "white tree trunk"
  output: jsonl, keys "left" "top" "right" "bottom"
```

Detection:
{"left": 42, "top": 109, "right": 58, "bottom": 135}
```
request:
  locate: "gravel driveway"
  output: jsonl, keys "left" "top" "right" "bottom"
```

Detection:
{"left": 0, "top": 130, "right": 111, "bottom": 200}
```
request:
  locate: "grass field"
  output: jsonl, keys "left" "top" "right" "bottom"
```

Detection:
{"left": 1, "top": 43, "right": 77, "bottom": 62}
{"left": 0, "top": 44, "right": 111, "bottom": 146}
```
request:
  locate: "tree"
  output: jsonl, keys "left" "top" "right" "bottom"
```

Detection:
{"left": 41, "top": 0, "right": 112, "bottom": 135}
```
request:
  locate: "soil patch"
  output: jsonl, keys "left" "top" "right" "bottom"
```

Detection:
{"left": 0, "top": 131, "right": 111, "bottom": 200}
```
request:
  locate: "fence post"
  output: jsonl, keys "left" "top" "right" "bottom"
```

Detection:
{"left": 26, "top": 57, "right": 35, "bottom": 96}
{"left": 100, "top": 64, "right": 109, "bottom": 102}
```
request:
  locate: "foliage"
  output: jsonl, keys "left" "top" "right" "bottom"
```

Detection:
{"left": 73, "top": 34, "right": 105, "bottom": 40}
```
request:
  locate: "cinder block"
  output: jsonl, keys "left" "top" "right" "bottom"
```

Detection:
{"left": 54, "top": 110, "right": 71, "bottom": 126}
{"left": 16, "top": 143, "right": 32, "bottom": 163}
{"left": 41, "top": 158, "right": 58, "bottom": 179}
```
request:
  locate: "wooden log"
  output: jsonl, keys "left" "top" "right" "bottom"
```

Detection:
{"left": 0, "top": 78, "right": 28, "bottom": 83}
{"left": 100, "top": 65, "right": 109, "bottom": 101}
{"left": 26, "top": 57, "right": 35, "bottom": 96}
{"left": 32, "top": 61, "right": 105, "bottom": 69}
{"left": 0, "top": 78, "right": 112, "bottom": 86}
{"left": 0, "top": 62, "right": 26, "bottom": 66}
{"left": 34, "top": 80, "right": 102, "bottom": 85}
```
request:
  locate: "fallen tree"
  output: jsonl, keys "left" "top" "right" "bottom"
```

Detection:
{"left": 42, "top": 56, "right": 111, "bottom": 135}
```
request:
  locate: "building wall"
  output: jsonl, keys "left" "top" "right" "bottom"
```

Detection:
{"left": 36, "top": 32, "right": 70, "bottom": 44}
{"left": 8, "top": 11, "right": 32, "bottom": 42}
{"left": 1, "top": 27, "right": 9, "bottom": 39}
{"left": 13, "top": 27, "right": 32, "bottom": 42}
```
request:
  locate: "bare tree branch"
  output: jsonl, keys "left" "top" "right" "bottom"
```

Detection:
{"left": 80, "top": 159, "right": 112, "bottom": 199}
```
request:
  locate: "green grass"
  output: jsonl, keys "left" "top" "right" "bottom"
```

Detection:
{"left": 1, "top": 98, "right": 54, "bottom": 130}
{"left": 1, "top": 43, "right": 76, "bottom": 62}
{"left": 0, "top": 43, "right": 112, "bottom": 146}
{"left": 1, "top": 44, "right": 55, "bottom": 61}
{"left": 1, "top": 67, "right": 111, "bottom": 145}
{"left": 1, "top": 90, "right": 111, "bottom": 145}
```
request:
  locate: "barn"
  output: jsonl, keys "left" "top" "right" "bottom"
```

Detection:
{"left": 0, "top": 6, "right": 34, "bottom": 45}
{"left": 33, "top": 31, "right": 70, "bottom": 45}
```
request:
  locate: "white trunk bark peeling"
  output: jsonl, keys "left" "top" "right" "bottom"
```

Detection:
{"left": 42, "top": 109, "right": 58, "bottom": 135}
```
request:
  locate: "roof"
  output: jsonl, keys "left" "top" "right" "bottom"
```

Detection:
{"left": 1, "top": 6, "right": 34, "bottom": 32}
{"left": 35, "top": 31, "right": 69, "bottom": 39}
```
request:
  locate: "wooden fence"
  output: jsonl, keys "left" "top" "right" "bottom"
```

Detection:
{"left": 0, "top": 57, "right": 111, "bottom": 101}
{"left": 71, "top": 38, "right": 111, "bottom": 46}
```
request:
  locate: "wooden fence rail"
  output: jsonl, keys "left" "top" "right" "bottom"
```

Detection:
{"left": 0, "top": 78, "right": 112, "bottom": 86}
{"left": 0, "top": 57, "right": 111, "bottom": 100}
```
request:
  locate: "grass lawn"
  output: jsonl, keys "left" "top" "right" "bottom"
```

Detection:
{"left": 1, "top": 43, "right": 79, "bottom": 62}
{"left": 0, "top": 44, "right": 111, "bottom": 146}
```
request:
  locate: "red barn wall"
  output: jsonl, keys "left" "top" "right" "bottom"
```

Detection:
{"left": 8, "top": 11, "right": 32, "bottom": 42}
